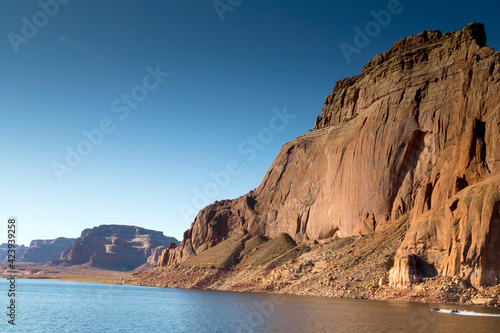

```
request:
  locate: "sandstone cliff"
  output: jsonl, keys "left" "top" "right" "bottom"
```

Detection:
{"left": 158, "top": 23, "right": 499, "bottom": 289}
{"left": 61, "top": 225, "right": 179, "bottom": 271}
{"left": 19, "top": 238, "right": 75, "bottom": 263}
{"left": 0, "top": 244, "right": 26, "bottom": 263}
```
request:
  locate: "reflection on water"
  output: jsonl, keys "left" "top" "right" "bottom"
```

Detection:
{"left": 2, "top": 279, "right": 499, "bottom": 332}
{"left": 239, "top": 293, "right": 500, "bottom": 333}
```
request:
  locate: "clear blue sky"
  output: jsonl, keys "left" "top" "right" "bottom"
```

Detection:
{"left": 1, "top": 0, "right": 499, "bottom": 245}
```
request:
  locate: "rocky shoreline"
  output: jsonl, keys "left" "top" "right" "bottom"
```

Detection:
{"left": 0, "top": 262, "right": 130, "bottom": 283}
{"left": 119, "top": 264, "right": 500, "bottom": 307}
{"left": 119, "top": 219, "right": 500, "bottom": 307}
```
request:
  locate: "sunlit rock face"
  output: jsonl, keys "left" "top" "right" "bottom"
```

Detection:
{"left": 61, "top": 225, "right": 179, "bottom": 271}
{"left": 160, "top": 23, "right": 500, "bottom": 288}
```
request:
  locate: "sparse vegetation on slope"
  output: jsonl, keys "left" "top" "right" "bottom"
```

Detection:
{"left": 180, "top": 235, "right": 250, "bottom": 269}
{"left": 121, "top": 215, "right": 500, "bottom": 306}
{"left": 237, "top": 233, "right": 297, "bottom": 268}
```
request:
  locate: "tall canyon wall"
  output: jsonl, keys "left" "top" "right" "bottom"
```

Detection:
{"left": 159, "top": 23, "right": 500, "bottom": 288}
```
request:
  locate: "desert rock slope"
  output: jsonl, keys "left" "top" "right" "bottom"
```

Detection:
{"left": 127, "top": 23, "right": 499, "bottom": 303}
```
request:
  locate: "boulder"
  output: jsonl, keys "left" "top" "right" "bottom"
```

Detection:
{"left": 471, "top": 297, "right": 497, "bottom": 306}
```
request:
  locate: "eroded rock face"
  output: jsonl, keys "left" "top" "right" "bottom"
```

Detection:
{"left": 60, "top": 225, "right": 179, "bottom": 271}
{"left": 0, "top": 244, "right": 27, "bottom": 263}
{"left": 161, "top": 23, "right": 500, "bottom": 287}
{"left": 20, "top": 238, "right": 75, "bottom": 263}
{"left": 390, "top": 175, "right": 500, "bottom": 287}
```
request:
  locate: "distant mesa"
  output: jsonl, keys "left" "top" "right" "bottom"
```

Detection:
{"left": 0, "top": 244, "right": 27, "bottom": 263}
{"left": 60, "top": 224, "right": 179, "bottom": 271}
{"left": 20, "top": 237, "right": 75, "bottom": 263}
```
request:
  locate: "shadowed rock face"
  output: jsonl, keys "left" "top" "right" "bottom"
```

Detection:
{"left": 60, "top": 225, "right": 179, "bottom": 271}
{"left": 159, "top": 23, "right": 500, "bottom": 288}
{"left": 20, "top": 238, "right": 75, "bottom": 263}
{"left": 0, "top": 244, "right": 27, "bottom": 263}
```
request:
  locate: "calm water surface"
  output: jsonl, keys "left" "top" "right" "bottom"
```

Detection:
{"left": 1, "top": 279, "right": 500, "bottom": 332}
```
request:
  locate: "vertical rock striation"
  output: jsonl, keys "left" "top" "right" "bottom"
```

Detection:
{"left": 160, "top": 23, "right": 500, "bottom": 288}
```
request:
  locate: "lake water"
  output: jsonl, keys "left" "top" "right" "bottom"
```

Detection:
{"left": 1, "top": 279, "right": 500, "bottom": 332}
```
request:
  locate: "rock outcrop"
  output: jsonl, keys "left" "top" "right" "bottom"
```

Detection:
{"left": 159, "top": 23, "right": 499, "bottom": 289}
{"left": 19, "top": 238, "right": 75, "bottom": 263}
{"left": 60, "top": 225, "right": 179, "bottom": 271}
{"left": 389, "top": 175, "right": 500, "bottom": 287}
{"left": 0, "top": 244, "right": 26, "bottom": 263}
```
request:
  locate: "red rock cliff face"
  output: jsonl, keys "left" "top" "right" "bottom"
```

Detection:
{"left": 160, "top": 23, "right": 500, "bottom": 287}
{"left": 61, "top": 225, "right": 179, "bottom": 271}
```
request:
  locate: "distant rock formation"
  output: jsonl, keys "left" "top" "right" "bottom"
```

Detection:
{"left": 20, "top": 238, "right": 75, "bottom": 263}
{"left": 159, "top": 23, "right": 500, "bottom": 289}
{"left": 0, "top": 244, "right": 27, "bottom": 263}
{"left": 60, "top": 225, "right": 179, "bottom": 271}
